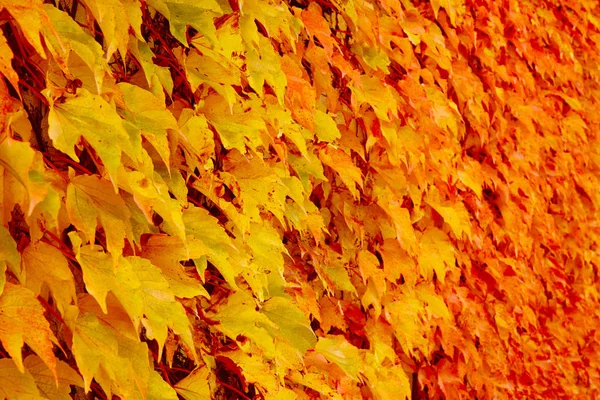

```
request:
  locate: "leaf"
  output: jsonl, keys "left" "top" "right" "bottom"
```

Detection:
{"left": 417, "top": 227, "right": 455, "bottom": 283}
{"left": 430, "top": 0, "right": 466, "bottom": 26}
{"left": 124, "top": 256, "right": 196, "bottom": 358}
{"left": 66, "top": 175, "right": 133, "bottom": 263}
{"left": 314, "top": 336, "right": 362, "bottom": 380}
{"left": 246, "top": 36, "right": 288, "bottom": 104}
{"left": 261, "top": 296, "right": 317, "bottom": 354}
{"left": 24, "top": 355, "right": 84, "bottom": 400}
{"left": 46, "top": 89, "right": 136, "bottom": 185}
{"left": 42, "top": 5, "right": 108, "bottom": 88}
{"left": 146, "top": 0, "right": 222, "bottom": 45}
{"left": 0, "top": 358, "right": 42, "bottom": 400}
{"left": 0, "top": 138, "right": 49, "bottom": 215}
{"left": 174, "top": 366, "right": 212, "bottom": 400}
{"left": 313, "top": 109, "right": 341, "bottom": 143}
{"left": 84, "top": 0, "right": 130, "bottom": 59}
{"left": 148, "top": 369, "right": 179, "bottom": 400}
{"left": 0, "top": 30, "right": 19, "bottom": 91}
{"left": 349, "top": 76, "right": 397, "bottom": 121}
{"left": 245, "top": 223, "right": 288, "bottom": 299}
{"left": 2, "top": 0, "right": 52, "bottom": 58}
{"left": 201, "top": 94, "right": 267, "bottom": 154}
{"left": 22, "top": 241, "right": 76, "bottom": 314}
{"left": 139, "top": 234, "right": 211, "bottom": 298}
{"left": 426, "top": 189, "right": 472, "bottom": 239}
{"left": 0, "top": 225, "right": 20, "bottom": 294}
{"left": 0, "top": 283, "right": 58, "bottom": 378}
{"left": 370, "top": 365, "right": 411, "bottom": 400}
{"left": 183, "top": 206, "right": 239, "bottom": 289}
{"left": 70, "top": 235, "right": 117, "bottom": 314}
{"left": 118, "top": 82, "right": 179, "bottom": 167}
{"left": 65, "top": 308, "right": 151, "bottom": 397}
{"left": 318, "top": 146, "right": 362, "bottom": 199}
{"left": 212, "top": 290, "right": 277, "bottom": 357}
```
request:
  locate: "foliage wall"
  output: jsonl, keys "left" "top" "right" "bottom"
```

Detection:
{"left": 1, "top": 0, "right": 600, "bottom": 398}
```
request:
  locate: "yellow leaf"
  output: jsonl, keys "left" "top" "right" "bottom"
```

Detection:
{"left": 66, "top": 175, "right": 133, "bottom": 264}
{"left": 22, "top": 241, "right": 76, "bottom": 314}
{"left": 314, "top": 336, "right": 362, "bottom": 380}
{"left": 430, "top": 0, "right": 466, "bottom": 26}
{"left": 0, "top": 358, "right": 42, "bottom": 399}
{"left": 0, "top": 30, "right": 19, "bottom": 91}
{"left": 0, "top": 225, "right": 20, "bottom": 294}
{"left": 246, "top": 35, "right": 287, "bottom": 105}
{"left": 212, "top": 290, "right": 277, "bottom": 357}
{"left": 378, "top": 239, "right": 417, "bottom": 286}
{"left": 2, "top": 0, "right": 52, "bottom": 58}
{"left": 417, "top": 227, "right": 455, "bottom": 283}
{"left": 318, "top": 146, "right": 362, "bottom": 199}
{"left": 183, "top": 206, "right": 240, "bottom": 289}
{"left": 146, "top": 0, "right": 223, "bottom": 45}
{"left": 416, "top": 285, "right": 451, "bottom": 320}
{"left": 261, "top": 296, "right": 317, "bottom": 354}
{"left": 65, "top": 308, "right": 151, "bottom": 397}
{"left": 426, "top": 190, "right": 472, "bottom": 239}
{"left": 370, "top": 364, "right": 411, "bottom": 400}
{"left": 0, "top": 138, "right": 49, "bottom": 216}
{"left": 0, "top": 283, "right": 58, "bottom": 378}
{"left": 174, "top": 365, "right": 212, "bottom": 400}
{"left": 313, "top": 109, "right": 341, "bottom": 143}
{"left": 385, "top": 294, "right": 428, "bottom": 356}
{"left": 84, "top": 0, "right": 130, "bottom": 59}
{"left": 350, "top": 75, "right": 397, "bottom": 121}
{"left": 148, "top": 370, "right": 179, "bottom": 400}
{"left": 118, "top": 82, "right": 179, "bottom": 168}
{"left": 357, "top": 250, "right": 380, "bottom": 284}
{"left": 24, "top": 355, "right": 84, "bottom": 400}
{"left": 457, "top": 160, "right": 484, "bottom": 199}
{"left": 70, "top": 238, "right": 117, "bottom": 315}
{"left": 47, "top": 89, "right": 136, "bottom": 185}
{"left": 124, "top": 256, "right": 196, "bottom": 359}
{"left": 42, "top": 5, "right": 108, "bottom": 89}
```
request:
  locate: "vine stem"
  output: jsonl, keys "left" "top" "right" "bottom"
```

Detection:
{"left": 216, "top": 379, "right": 253, "bottom": 400}
{"left": 37, "top": 295, "right": 65, "bottom": 325}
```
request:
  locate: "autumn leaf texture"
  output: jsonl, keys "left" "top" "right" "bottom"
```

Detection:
{"left": 1, "top": 0, "right": 600, "bottom": 398}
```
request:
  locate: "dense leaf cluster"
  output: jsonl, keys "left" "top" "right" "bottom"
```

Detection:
{"left": 1, "top": 0, "right": 600, "bottom": 398}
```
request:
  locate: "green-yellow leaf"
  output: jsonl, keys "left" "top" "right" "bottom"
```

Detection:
{"left": 146, "top": 0, "right": 222, "bottom": 45}
{"left": 42, "top": 5, "right": 108, "bottom": 89}
{"left": 314, "top": 336, "right": 362, "bottom": 380}
{"left": 261, "top": 296, "right": 317, "bottom": 354}
{"left": 183, "top": 206, "right": 240, "bottom": 288}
